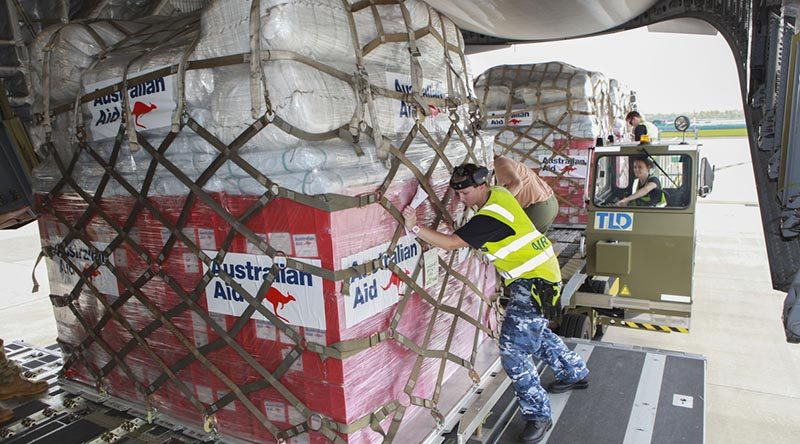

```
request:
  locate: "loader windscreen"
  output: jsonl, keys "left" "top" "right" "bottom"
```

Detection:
{"left": 592, "top": 154, "right": 692, "bottom": 209}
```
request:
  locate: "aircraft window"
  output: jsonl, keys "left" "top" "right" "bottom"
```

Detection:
{"left": 593, "top": 154, "right": 692, "bottom": 209}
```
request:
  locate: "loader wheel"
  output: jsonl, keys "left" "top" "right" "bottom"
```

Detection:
{"left": 579, "top": 278, "right": 606, "bottom": 294}
{"left": 559, "top": 314, "right": 592, "bottom": 339}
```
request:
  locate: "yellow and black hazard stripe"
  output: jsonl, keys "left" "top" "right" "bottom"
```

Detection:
{"left": 619, "top": 321, "right": 689, "bottom": 333}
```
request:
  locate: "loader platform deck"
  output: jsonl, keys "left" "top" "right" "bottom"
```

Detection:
{"left": 474, "top": 339, "right": 706, "bottom": 444}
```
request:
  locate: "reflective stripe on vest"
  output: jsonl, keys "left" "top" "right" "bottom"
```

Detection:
{"left": 481, "top": 203, "right": 515, "bottom": 224}
{"left": 635, "top": 191, "right": 667, "bottom": 207}
{"left": 491, "top": 230, "right": 542, "bottom": 260}
{"left": 476, "top": 186, "right": 561, "bottom": 284}
{"left": 498, "top": 244, "right": 557, "bottom": 279}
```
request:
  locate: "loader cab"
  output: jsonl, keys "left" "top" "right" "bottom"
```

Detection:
{"left": 576, "top": 143, "right": 714, "bottom": 334}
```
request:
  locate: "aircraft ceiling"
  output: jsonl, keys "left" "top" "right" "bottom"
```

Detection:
{"left": 425, "top": 0, "right": 660, "bottom": 40}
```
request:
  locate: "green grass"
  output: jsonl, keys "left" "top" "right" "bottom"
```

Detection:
{"left": 660, "top": 128, "right": 748, "bottom": 138}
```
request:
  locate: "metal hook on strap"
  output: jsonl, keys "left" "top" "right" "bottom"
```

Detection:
{"left": 203, "top": 414, "right": 218, "bottom": 434}
{"left": 307, "top": 413, "right": 324, "bottom": 431}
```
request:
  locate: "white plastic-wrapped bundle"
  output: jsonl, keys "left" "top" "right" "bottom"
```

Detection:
{"left": 193, "top": 0, "right": 464, "bottom": 75}
{"left": 31, "top": 128, "right": 229, "bottom": 200}
{"left": 475, "top": 62, "right": 615, "bottom": 226}
{"left": 82, "top": 40, "right": 215, "bottom": 112}
{"left": 30, "top": 0, "right": 478, "bottom": 201}
{"left": 28, "top": 21, "right": 145, "bottom": 106}
{"left": 209, "top": 61, "right": 460, "bottom": 149}
{"left": 208, "top": 63, "right": 356, "bottom": 147}
{"left": 608, "top": 79, "right": 634, "bottom": 142}
{"left": 516, "top": 74, "right": 595, "bottom": 105}
{"left": 67, "top": 0, "right": 469, "bottom": 146}
{"left": 479, "top": 85, "right": 515, "bottom": 110}
{"left": 88, "top": 0, "right": 164, "bottom": 19}
{"left": 222, "top": 137, "right": 470, "bottom": 196}
{"left": 476, "top": 62, "right": 611, "bottom": 140}
{"left": 196, "top": 0, "right": 471, "bottom": 149}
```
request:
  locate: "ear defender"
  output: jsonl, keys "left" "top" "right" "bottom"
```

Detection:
{"left": 450, "top": 164, "right": 489, "bottom": 190}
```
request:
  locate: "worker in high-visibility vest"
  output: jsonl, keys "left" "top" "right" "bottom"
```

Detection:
{"left": 0, "top": 338, "right": 48, "bottom": 423}
{"left": 402, "top": 164, "right": 589, "bottom": 444}
{"left": 626, "top": 110, "right": 659, "bottom": 142}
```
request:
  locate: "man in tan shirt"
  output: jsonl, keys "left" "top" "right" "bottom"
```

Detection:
{"left": 493, "top": 155, "right": 559, "bottom": 233}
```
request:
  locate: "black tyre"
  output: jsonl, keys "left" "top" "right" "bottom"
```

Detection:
{"left": 579, "top": 278, "right": 606, "bottom": 294}
{"left": 559, "top": 314, "right": 592, "bottom": 339}
{"left": 557, "top": 313, "right": 575, "bottom": 337}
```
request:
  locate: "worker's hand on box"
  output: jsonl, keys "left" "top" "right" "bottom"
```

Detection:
{"left": 402, "top": 206, "right": 417, "bottom": 229}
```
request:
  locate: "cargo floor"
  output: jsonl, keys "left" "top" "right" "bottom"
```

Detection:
{"left": 485, "top": 340, "right": 705, "bottom": 444}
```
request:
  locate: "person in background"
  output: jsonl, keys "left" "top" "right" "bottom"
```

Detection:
{"left": 493, "top": 155, "right": 559, "bottom": 233}
{"left": 402, "top": 164, "right": 589, "bottom": 444}
{"left": 626, "top": 111, "right": 659, "bottom": 142}
{"left": 0, "top": 339, "right": 49, "bottom": 423}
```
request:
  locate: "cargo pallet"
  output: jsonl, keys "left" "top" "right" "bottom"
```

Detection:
{"left": 1, "top": 338, "right": 705, "bottom": 444}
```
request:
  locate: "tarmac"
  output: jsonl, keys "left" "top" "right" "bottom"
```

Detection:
{"left": 602, "top": 136, "right": 800, "bottom": 443}
{"left": 1, "top": 136, "right": 798, "bottom": 443}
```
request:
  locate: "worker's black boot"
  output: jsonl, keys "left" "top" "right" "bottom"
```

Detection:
{"left": 518, "top": 417, "right": 552, "bottom": 443}
{"left": 547, "top": 377, "right": 589, "bottom": 394}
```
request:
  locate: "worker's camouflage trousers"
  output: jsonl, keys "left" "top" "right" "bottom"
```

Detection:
{"left": 0, "top": 340, "right": 21, "bottom": 384}
{"left": 499, "top": 279, "right": 589, "bottom": 420}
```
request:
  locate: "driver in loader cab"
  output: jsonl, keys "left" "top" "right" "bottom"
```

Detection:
{"left": 618, "top": 155, "right": 667, "bottom": 207}
{"left": 401, "top": 163, "right": 589, "bottom": 444}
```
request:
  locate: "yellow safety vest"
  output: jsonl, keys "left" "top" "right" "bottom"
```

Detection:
{"left": 643, "top": 121, "right": 659, "bottom": 142}
{"left": 476, "top": 187, "right": 561, "bottom": 284}
{"left": 631, "top": 177, "right": 667, "bottom": 207}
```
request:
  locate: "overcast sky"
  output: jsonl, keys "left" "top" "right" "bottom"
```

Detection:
{"left": 466, "top": 27, "right": 743, "bottom": 115}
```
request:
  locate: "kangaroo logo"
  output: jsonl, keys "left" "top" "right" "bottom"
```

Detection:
{"left": 82, "top": 264, "right": 101, "bottom": 282}
{"left": 381, "top": 269, "right": 410, "bottom": 292}
{"left": 562, "top": 165, "right": 577, "bottom": 175}
{"left": 131, "top": 101, "right": 158, "bottom": 128}
{"left": 428, "top": 104, "right": 441, "bottom": 117}
{"left": 508, "top": 118, "right": 522, "bottom": 125}
{"left": 266, "top": 287, "right": 296, "bottom": 323}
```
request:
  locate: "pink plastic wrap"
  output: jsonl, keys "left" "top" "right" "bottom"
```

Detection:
{"left": 36, "top": 172, "right": 498, "bottom": 442}
{"left": 30, "top": 1, "right": 498, "bottom": 442}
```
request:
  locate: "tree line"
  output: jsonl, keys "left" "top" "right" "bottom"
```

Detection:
{"left": 649, "top": 109, "right": 744, "bottom": 122}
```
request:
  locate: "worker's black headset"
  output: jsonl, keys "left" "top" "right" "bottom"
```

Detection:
{"left": 450, "top": 164, "right": 489, "bottom": 190}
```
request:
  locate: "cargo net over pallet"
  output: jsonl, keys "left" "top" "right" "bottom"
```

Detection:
{"left": 27, "top": 1, "right": 500, "bottom": 443}
{"left": 474, "top": 62, "right": 634, "bottom": 226}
